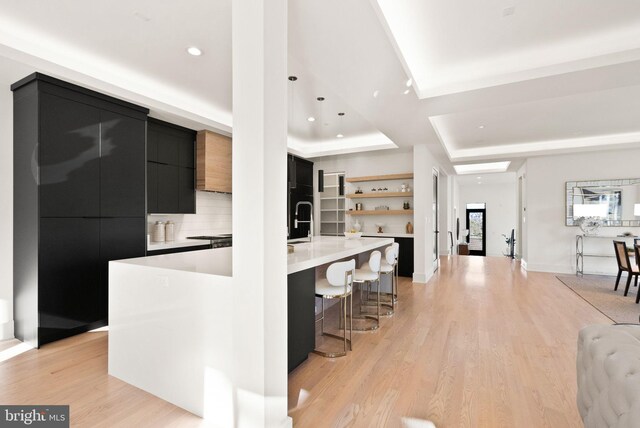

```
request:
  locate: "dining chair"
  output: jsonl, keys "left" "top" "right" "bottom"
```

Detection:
{"left": 613, "top": 240, "right": 639, "bottom": 298}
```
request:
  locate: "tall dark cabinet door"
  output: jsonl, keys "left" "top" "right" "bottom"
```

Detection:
{"left": 179, "top": 168, "right": 196, "bottom": 213}
{"left": 38, "top": 218, "right": 101, "bottom": 346}
{"left": 147, "top": 162, "right": 158, "bottom": 213}
{"left": 100, "top": 111, "right": 146, "bottom": 217}
{"left": 99, "top": 218, "right": 146, "bottom": 320}
{"left": 157, "top": 164, "right": 180, "bottom": 213}
{"left": 39, "top": 93, "right": 101, "bottom": 218}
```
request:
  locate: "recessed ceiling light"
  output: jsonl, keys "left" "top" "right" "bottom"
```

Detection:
{"left": 406, "top": 78, "right": 413, "bottom": 87}
{"left": 477, "top": 176, "right": 482, "bottom": 179}
{"left": 338, "top": 112, "right": 345, "bottom": 116}
{"left": 317, "top": 97, "right": 325, "bottom": 101}
{"left": 307, "top": 117, "right": 315, "bottom": 122}
{"left": 403, "top": 89, "right": 410, "bottom": 95}
{"left": 336, "top": 134, "right": 344, "bottom": 138}
{"left": 478, "top": 125, "right": 485, "bottom": 129}
{"left": 373, "top": 90, "right": 380, "bottom": 98}
{"left": 288, "top": 76, "right": 298, "bottom": 81}
{"left": 453, "top": 161, "right": 511, "bottom": 175}
{"left": 187, "top": 46, "right": 202, "bottom": 56}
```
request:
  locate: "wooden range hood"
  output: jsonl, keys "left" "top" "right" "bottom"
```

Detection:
{"left": 196, "top": 130, "right": 232, "bottom": 193}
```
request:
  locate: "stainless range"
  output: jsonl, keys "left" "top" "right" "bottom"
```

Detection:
{"left": 187, "top": 234, "right": 232, "bottom": 248}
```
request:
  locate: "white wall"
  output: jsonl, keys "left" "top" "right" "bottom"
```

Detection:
{"left": 525, "top": 148, "right": 640, "bottom": 274}
{"left": 312, "top": 148, "right": 414, "bottom": 236}
{"left": 457, "top": 174, "right": 517, "bottom": 257}
{"left": 148, "top": 191, "right": 232, "bottom": 241}
{"left": 0, "top": 58, "right": 37, "bottom": 340}
{"left": 413, "top": 144, "right": 441, "bottom": 283}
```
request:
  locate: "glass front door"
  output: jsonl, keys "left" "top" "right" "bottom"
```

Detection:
{"left": 466, "top": 208, "right": 486, "bottom": 256}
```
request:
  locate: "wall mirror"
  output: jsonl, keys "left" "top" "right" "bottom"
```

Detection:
{"left": 566, "top": 178, "right": 640, "bottom": 227}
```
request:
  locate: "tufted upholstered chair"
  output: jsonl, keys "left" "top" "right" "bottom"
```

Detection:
{"left": 577, "top": 324, "right": 640, "bottom": 427}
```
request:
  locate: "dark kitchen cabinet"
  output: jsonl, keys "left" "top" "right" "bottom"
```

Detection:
{"left": 147, "top": 118, "right": 196, "bottom": 214}
{"left": 12, "top": 73, "right": 148, "bottom": 348}
{"left": 287, "top": 154, "right": 314, "bottom": 239}
{"left": 288, "top": 267, "right": 315, "bottom": 372}
{"left": 39, "top": 218, "right": 101, "bottom": 345}
{"left": 157, "top": 164, "right": 180, "bottom": 213}
{"left": 100, "top": 111, "right": 146, "bottom": 217}
{"left": 99, "top": 218, "right": 147, "bottom": 320}
{"left": 39, "top": 93, "right": 101, "bottom": 218}
{"left": 396, "top": 237, "right": 414, "bottom": 277}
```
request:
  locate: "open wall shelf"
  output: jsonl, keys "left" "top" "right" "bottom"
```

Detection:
{"left": 347, "top": 192, "right": 413, "bottom": 199}
{"left": 345, "top": 173, "right": 414, "bottom": 183}
{"left": 347, "top": 210, "right": 414, "bottom": 216}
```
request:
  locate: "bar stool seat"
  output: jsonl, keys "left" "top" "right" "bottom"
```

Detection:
{"left": 353, "top": 269, "right": 379, "bottom": 282}
{"left": 315, "top": 279, "right": 352, "bottom": 297}
{"left": 361, "top": 243, "right": 399, "bottom": 316}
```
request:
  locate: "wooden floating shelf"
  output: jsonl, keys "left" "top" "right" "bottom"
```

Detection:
{"left": 345, "top": 173, "right": 414, "bottom": 183}
{"left": 347, "top": 210, "right": 414, "bottom": 216}
{"left": 346, "top": 192, "right": 413, "bottom": 199}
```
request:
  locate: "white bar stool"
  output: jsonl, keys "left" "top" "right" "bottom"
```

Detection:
{"left": 314, "top": 259, "right": 355, "bottom": 357}
{"left": 379, "top": 243, "right": 399, "bottom": 315}
{"left": 352, "top": 250, "right": 382, "bottom": 331}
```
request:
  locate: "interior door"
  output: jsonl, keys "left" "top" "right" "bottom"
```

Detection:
{"left": 466, "top": 208, "right": 486, "bottom": 256}
{"left": 433, "top": 169, "right": 439, "bottom": 271}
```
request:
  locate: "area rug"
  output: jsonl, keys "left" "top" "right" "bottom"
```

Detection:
{"left": 556, "top": 274, "right": 640, "bottom": 324}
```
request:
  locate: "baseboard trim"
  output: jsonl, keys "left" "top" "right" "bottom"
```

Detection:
{"left": 413, "top": 270, "right": 434, "bottom": 284}
{"left": 521, "top": 259, "right": 528, "bottom": 270}
{"left": 525, "top": 263, "right": 573, "bottom": 274}
{"left": 1, "top": 320, "right": 14, "bottom": 341}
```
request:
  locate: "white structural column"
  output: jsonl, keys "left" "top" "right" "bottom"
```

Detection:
{"left": 231, "top": 0, "right": 289, "bottom": 427}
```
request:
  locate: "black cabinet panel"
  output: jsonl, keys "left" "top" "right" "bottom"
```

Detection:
{"left": 39, "top": 93, "right": 101, "bottom": 217}
{"left": 147, "top": 162, "right": 158, "bottom": 213}
{"left": 179, "top": 136, "right": 195, "bottom": 168}
{"left": 288, "top": 268, "right": 316, "bottom": 372}
{"left": 179, "top": 168, "right": 196, "bottom": 213}
{"left": 147, "top": 119, "right": 196, "bottom": 214}
{"left": 39, "top": 218, "right": 101, "bottom": 345}
{"left": 156, "top": 129, "right": 180, "bottom": 165}
{"left": 396, "top": 237, "right": 414, "bottom": 277}
{"left": 295, "top": 157, "right": 313, "bottom": 188}
{"left": 287, "top": 154, "right": 314, "bottom": 239}
{"left": 99, "top": 218, "right": 146, "bottom": 320}
{"left": 157, "top": 164, "right": 180, "bottom": 213}
{"left": 289, "top": 192, "right": 313, "bottom": 239}
{"left": 100, "top": 110, "right": 146, "bottom": 217}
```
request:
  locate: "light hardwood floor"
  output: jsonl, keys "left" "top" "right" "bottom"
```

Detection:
{"left": 288, "top": 256, "right": 611, "bottom": 427}
{"left": 0, "top": 256, "right": 610, "bottom": 427}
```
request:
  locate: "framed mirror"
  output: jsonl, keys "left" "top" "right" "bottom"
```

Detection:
{"left": 566, "top": 178, "right": 640, "bottom": 227}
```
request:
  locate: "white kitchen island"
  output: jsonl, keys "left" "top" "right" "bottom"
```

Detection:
{"left": 108, "top": 236, "right": 392, "bottom": 425}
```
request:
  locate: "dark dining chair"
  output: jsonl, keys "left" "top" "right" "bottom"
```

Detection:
{"left": 633, "top": 245, "right": 640, "bottom": 304}
{"left": 613, "top": 240, "right": 639, "bottom": 298}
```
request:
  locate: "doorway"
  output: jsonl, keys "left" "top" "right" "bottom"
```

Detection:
{"left": 466, "top": 204, "right": 486, "bottom": 256}
{"left": 433, "top": 169, "right": 439, "bottom": 272}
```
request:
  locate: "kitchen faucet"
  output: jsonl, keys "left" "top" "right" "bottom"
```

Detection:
{"left": 294, "top": 201, "right": 314, "bottom": 242}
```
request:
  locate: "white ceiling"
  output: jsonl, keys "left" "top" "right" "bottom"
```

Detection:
{"left": 2, "top": 1, "right": 640, "bottom": 171}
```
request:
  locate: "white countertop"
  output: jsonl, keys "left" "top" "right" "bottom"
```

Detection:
{"left": 114, "top": 247, "right": 232, "bottom": 277}
{"left": 147, "top": 239, "right": 210, "bottom": 251}
{"left": 117, "top": 236, "right": 393, "bottom": 277}
{"left": 287, "top": 236, "right": 394, "bottom": 274}
{"left": 362, "top": 232, "right": 414, "bottom": 238}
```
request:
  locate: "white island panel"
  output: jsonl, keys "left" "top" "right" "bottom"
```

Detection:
{"left": 108, "top": 258, "right": 234, "bottom": 425}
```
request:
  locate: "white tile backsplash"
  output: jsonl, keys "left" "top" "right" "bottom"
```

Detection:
{"left": 148, "top": 191, "right": 232, "bottom": 240}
